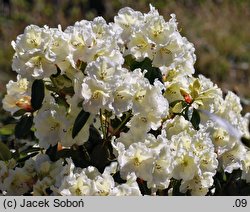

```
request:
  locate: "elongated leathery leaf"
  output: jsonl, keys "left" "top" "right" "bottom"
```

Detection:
{"left": 13, "top": 109, "right": 27, "bottom": 117}
{"left": 0, "top": 140, "right": 12, "bottom": 161}
{"left": 31, "top": 79, "right": 45, "bottom": 111}
{"left": 241, "top": 137, "right": 250, "bottom": 148}
{"left": 72, "top": 109, "right": 90, "bottom": 139}
{"left": 190, "top": 108, "right": 200, "bottom": 130}
{"left": 15, "top": 114, "right": 33, "bottom": 139}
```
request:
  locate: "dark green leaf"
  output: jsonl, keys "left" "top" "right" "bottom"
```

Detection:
{"left": 190, "top": 108, "right": 200, "bottom": 130}
{"left": 223, "top": 172, "right": 227, "bottom": 182}
{"left": 15, "top": 115, "right": 33, "bottom": 139}
{"left": 50, "top": 74, "right": 72, "bottom": 89}
{"left": 182, "top": 106, "right": 189, "bottom": 119}
{"left": 0, "top": 140, "right": 12, "bottom": 161}
{"left": 45, "top": 144, "right": 58, "bottom": 162}
{"left": 17, "top": 152, "right": 39, "bottom": 163}
{"left": 88, "top": 125, "right": 102, "bottom": 145}
{"left": 113, "top": 172, "right": 127, "bottom": 184}
{"left": 55, "top": 149, "right": 71, "bottom": 159}
{"left": 110, "top": 112, "right": 131, "bottom": 131}
{"left": 171, "top": 179, "right": 185, "bottom": 196}
{"left": 0, "top": 124, "right": 15, "bottom": 135}
{"left": 72, "top": 109, "right": 90, "bottom": 139}
{"left": 45, "top": 84, "right": 58, "bottom": 93}
{"left": 83, "top": 125, "right": 102, "bottom": 152}
{"left": 13, "top": 109, "right": 27, "bottom": 117}
{"left": 137, "top": 178, "right": 152, "bottom": 195}
{"left": 20, "top": 147, "right": 41, "bottom": 155}
{"left": 129, "top": 56, "right": 163, "bottom": 85}
{"left": 90, "top": 144, "right": 111, "bottom": 172}
{"left": 79, "top": 61, "right": 87, "bottom": 73}
{"left": 52, "top": 93, "right": 70, "bottom": 108}
{"left": 51, "top": 66, "right": 61, "bottom": 77}
{"left": 241, "top": 137, "right": 250, "bottom": 148}
{"left": 31, "top": 79, "right": 45, "bottom": 111}
{"left": 124, "top": 55, "right": 134, "bottom": 68}
{"left": 77, "top": 100, "right": 84, "bottom": 108}
{"left": 60, "top": 86, "right": 75, "bottom": 96}
{"left": 70, "top": 147, "right": 91, "bottom": 168}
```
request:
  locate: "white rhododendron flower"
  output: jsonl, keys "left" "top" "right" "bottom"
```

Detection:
{"left": 180, "top": 173, "right": 214, "bottom": 196}
{"left": 34, "top": 99, "right": 92, "bottom": 148}
{"left": 148, "top": 145, "right": 174, "bottom": 190}
{"left": 1, "top": 4, "right": 250, "bottom": 196}
{"left": 2, "top": 75, "right": 31, "bottom": 114}
{"left": 116, "top": 142, "right": 155, "bottom": 182}
{"left": 114, "top": 7, "right": 144, "bottom": 42}
{"left": 116, "top": 5, "right": 196, "bottom": 76}
{"left": 58, "top": 162, "right": 141, "bottom": 196}
{"left": 2, "top": 168, "right": 34, "bottom": 195}
{"left": 220, "top": 143, "right": 247, "bottom": 173}
{"left": 111, "top": 172, "right": 141, "bottom": 196}
{"left": 47, "top": 27, "right": 74, "bottom": 72}
{"left": 163, "top": 115, "right": 196, "bottom": 139}
{"left": 172, "top": 150, "right": 198, "bottom": 181}
{"left": 33, "top": 177, "right": 54, "bottom": 196}
{"left": 12, "top": 25, "right": 49, "bottom": 53}
{"left": 81, "top": 77, "right": 113, "bottom": 114}
{"left": 11, "top": 25, "right": 57, "bottom": 79}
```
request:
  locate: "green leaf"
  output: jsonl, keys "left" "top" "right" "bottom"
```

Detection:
{"left": 223, "top": 172, "right": 227, "bottom": 181}
{"left": 128, "top": 56, "right": 163, "bottom": 85}
{"left": 171, "top": 179, "right": 185, "bottom": 196}
{"left": 51, "top": 74, "right": 72, "bottom": 89}
{"left": 182, "top": 106, "right": 189, "bottom": 120}
{"left": 55, "top": 149, "right": 71, "bottom": 159}
{"left": 0, "top": 140, "right": 12, "bottom": 161}
{"left": 20, "top": 147, "right": 41, "bottom": 155}
{"left": 72, "top": 109, "right": 90, "bottom": 139}
{"left": 124, "top": 55, "right": 134, "bottom": 68}
{"left": 17, "top": 152, "right": 39, "bottom": 163}
{"left": 52, "top": 93, "right": 70, "bottom": 108}
{"left": 45, "top": 84, "right": 58, "bottom": 93}
{"left": 79, "top": 61, "right": 87, "bottom": 73}
{"left": 31, "top": 79, "right": 45, "bottom": 111}
{"left": 190, "top": 108, "right": 200, "bottom": 130}
{"left": 60, "top": 86, "right": 75, "bottom": 96}
{"left": 90, "top": 144, "right": 111, "bottom": 172}
{"left": 45, "top": 144, "right": 58, "bottom": 162}
{"left": 67, "top": 147, "right": 90, "bottom": 168}
{"left": 13, "top": 109, "right": 27, "bottom": 117}
{"left": 241, "top": 137, "right": 250, "bottom": 148}
{"left": 137, "top": 177, "right": 152, "bottom": 195}
{"left": 52, "top": 66, "right": 61, "bottom": 77}
{"left": 0, "top": 124, "right": 15, "bottom": 135}
{"left": 15, "top": 115, "right": 33, "bottom": 139}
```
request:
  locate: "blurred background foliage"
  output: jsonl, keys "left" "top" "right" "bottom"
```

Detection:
{"left": 0, "top": 0, "right": 250, "bottom": 125}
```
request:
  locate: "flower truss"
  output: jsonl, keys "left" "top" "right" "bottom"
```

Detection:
{"left": 1, "top": 5, "right": 250, "bottom": 196}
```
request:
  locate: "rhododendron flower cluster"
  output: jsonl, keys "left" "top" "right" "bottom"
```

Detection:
{"left": 1, "top": 5, "right": 250, "bottom": 196}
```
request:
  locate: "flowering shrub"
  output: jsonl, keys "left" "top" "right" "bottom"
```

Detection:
{"left": 0, "top": 5, "right": 250, "bottom": 196}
